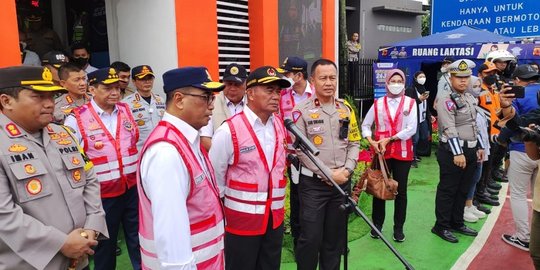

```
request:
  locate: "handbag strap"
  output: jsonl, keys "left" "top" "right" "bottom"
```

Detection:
{"left": 378, "top": 153, "right": 391, "bottom": 181}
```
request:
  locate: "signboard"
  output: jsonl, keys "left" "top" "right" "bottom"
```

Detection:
{"left": 373, "top": 62, "right": 398, "bottom": 99}
{"left": 431, "top": 0, "right": 540, "bottom": 38}
{"left": 379, "top": 43, "right": 540, "bottom": 61}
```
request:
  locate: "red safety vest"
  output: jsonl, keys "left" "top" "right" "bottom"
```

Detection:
{"left": 137, "top": 121, "right": 224, "bottom": 269}
{"left": 224, "top": 112, "right": 287, "bottom": 235}
{"left": 73, "top": 102, "right": 139, "bottom": 198}
{"left": 374, "top": 96, "right": 415, "bottom": 161}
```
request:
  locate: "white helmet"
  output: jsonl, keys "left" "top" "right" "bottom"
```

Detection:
{"left": 486, "top": 49, "right": 515, "bottom": 62}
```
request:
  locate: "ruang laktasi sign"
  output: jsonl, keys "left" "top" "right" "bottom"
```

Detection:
{"left": 378, "top": 43, "right": 540, "bottom": 61}
{"left": 431, "top": 0, "right": 540, "bottom": 38}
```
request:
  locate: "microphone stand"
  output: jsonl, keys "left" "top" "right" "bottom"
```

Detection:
{"left": 292, "top": 138, "right": 415, "bottom": 270}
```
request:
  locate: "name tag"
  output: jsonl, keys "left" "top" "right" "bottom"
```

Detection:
{"left": 239, "top": 145, "right": 256, "bottom": 154}
{"left": 194, "top": 173, "right": 204, "bottom": 185}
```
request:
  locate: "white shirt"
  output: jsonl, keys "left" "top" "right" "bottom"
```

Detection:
{"left": 361, "top": 96, "right": 418, "bottom": 141}
{"left": 140, "top": 112, "right": 205, "bottom": 269}
{"left": 199, "top": 96, "right": 245, "bottom": 138}
{"left": 64, "top": 99, "right": 119, "bottom": 147}
{"left": 85, "top": 65, "right": 98, "bottom": 73}
{"left": 291, "top": 81, "right": 313, "bottom": 105}
{"left": 209, "top": 106, "right": 276, "bottom": 196}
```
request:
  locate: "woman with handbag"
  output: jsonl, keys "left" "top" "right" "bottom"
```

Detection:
{"left": 361, "top": 69, "right": 418, "bottom": 242}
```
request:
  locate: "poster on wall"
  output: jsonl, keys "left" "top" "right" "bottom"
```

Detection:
{"left": 431, "top": 0, "right": 540, "bottom": 37}
{"left": 373, "top": 62, "right": 398, "bottom": 99}
{"left": 278, "top": 0, "right": 322, "bottom": 70}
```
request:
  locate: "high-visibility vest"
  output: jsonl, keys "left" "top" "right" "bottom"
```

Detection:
{"left": 137, "top": 121, "right": 224, "bottom": 269}
{"left": 224, "top": 112, "right": 287, "bottom": 236}
{"left": 73, "top": 102, "right": 139, "bottom": 198}
{"left": 374, "top": 96, "right": 415, "bottom": 161}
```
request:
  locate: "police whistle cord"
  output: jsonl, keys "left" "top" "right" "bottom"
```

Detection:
{"left": 294, "top": 139, "right": 415, "bottom": 270}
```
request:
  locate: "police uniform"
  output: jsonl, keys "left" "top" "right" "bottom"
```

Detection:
{"left": 122, "top": 92, "right": 165, "bottom": 150}
{"left": 54, "top": 93, "right": 90, "bottom": 123}
{"left": 0, "top": 66, "right": 107, "bottom": 269}
{"left": 293, "top": 96, "right": 360, "bottom": 270}
{"left": 432, "top": 60, "right": 485, "bottom": 243}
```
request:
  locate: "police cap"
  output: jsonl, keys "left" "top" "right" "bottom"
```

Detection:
{"left": 162, "top": 67, "right": 224, "bottom": 93}
{"left": 246, "top": 66, "right": 291, "bottom": 89}
{"left": 0, "top": 66, "right": 65, "bottom": 91}
{"left": 88, "top": 68, "right": 120, "bottom": 85}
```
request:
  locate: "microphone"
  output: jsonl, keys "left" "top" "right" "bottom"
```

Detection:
{"left": 284, "top": 119, "right": 320, "bottom": 155}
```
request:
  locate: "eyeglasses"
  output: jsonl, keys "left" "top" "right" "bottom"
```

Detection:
{"left": 183, "top": 93, "right": 216, "bottom": 105}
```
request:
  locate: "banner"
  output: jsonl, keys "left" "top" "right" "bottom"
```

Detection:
{"left": 373, "top": 62, "right": 398, "bottom": 99}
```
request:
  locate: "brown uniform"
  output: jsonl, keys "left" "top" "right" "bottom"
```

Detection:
{"left": 0, "top": 114, "right": 108, "bottom": 270}
{"left": 54, "top": 93, "right": 90, "bottom": 124}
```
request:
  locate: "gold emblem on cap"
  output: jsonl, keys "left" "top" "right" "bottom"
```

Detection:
{"left": 109, "top": 68, "right": 117, "bottom": 75}
{"left": 42, "top": 67, "right": 53, "bottom": 81}
{"left": 267, "top": 68, "right": 276, "bottom": 76}
{"left": 458, "top": 61, "right": 468, "bottom": 71}
{"left": 141, "top": 66, "right": 150, "bottom": 74}
{"left": 230, "top": 66, "right": 239, "bottom": 75}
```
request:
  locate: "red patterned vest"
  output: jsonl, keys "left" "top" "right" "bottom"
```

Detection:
{"left": 374, "top": 96, "right": 415, "bottom": 161}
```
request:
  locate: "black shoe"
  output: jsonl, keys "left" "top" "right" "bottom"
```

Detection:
{"left": 431, "top": 228, "right": 458, "bottom": 243}
{"left": 477, "top": 196, "right": 500, "bottom": 206}
{"left": 452, "top": 225, "right": 478, "bottom": 236}
{"left": 116, "top": 245, "right": 122, "bottom": 256}
{"left": 474, "top": 202, "right": 491, "bottom": 214}
{"left": 498, "top": 175, "right": 509, "bottom": 183}
{"left": 393, "top": 230, "right": 405, "bottom": 242}
{"left": 487, "top": 181, "right": 502, "bottom": 190}
{"left": 486, "top": 187, "right": 499, "bottom": 195}
{"left": 370, "top": 225, "right": 382, "bottom": 239}
{"left": 411, "top": 161, "right": 418, "bottom": 168}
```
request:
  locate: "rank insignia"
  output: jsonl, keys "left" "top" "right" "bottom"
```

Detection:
{"left": 6, "top": 123, "right": 21, "bottom": 137}
{"left": 59, "top": 132, "right": 69, "bottom": 138}
{"left": 94, "top": 141, "right": 104, "bottom": 150}
{"left": 57, "top": 139, "right": 72, "bottom": 145}
{"left": 72, "top": 169, "right": 82, "bottom": 182}
{"left": 26, "top": 178, "right": 42, "bottom": 195}
{"left": 313, "top": 135, "right": 323, "bottom": 145}
{"left": 50, "top": 133, "right": 60, "bottom": 140}
{"left": 133, "top": 102, "right": 142, "bottom": 109}
{"left": 123, "top": 120, "right": 133, "bottom": 131}
{"left": 310, "top": 113, "right": 319, "bottom": 119}
{"left": 46, "top": 125, "right": 55, "bottom": 133}
{"left": 24, "top": 164, "right": 36, "bottom": 175}
{"left": 71, "top": 156, "right": 81, "bottom": 166}
{"left": 137, "top": 120, "right": 145, "bottom": 126}
{"left": 135, "top": 93, "right": 141, "bottom": 101}
{"left": 292, "top": 111, "right": 302, "bottom": 123}
{"left": 62, "top": 108, "right": 73, "bottom": 114}
{"left": 66, "top": 95, "right": 73, "bottom": 104}
{"left": 8, "top": 144, "right": 27, "bottom": 152}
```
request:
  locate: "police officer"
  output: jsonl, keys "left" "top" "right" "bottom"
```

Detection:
{"left": 122, "top": 65, "right": 165, "bottom": 150}
{"left": 41, "top": 50, "right": 69, "bottom": 86}
{"left": 432, "top": 60, "right": 485, "bottom": 243}
{"left": 54, "top": 63, "right": 90, "bottom": 123}
{"left": 293, "top": 59, "right": 360, "bottom": 270}
{"left": 200, "top": 63, "right": 247, "bottom": 150}
{"left": 0, "top": 66, "right": 108, "bottom": 269}
{"left": 110, "top": 61, "right": 136, "bottom": 99}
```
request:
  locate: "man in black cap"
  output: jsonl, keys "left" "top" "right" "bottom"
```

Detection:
{"left": 137, "top": 66, "right": 226, "bottom": 269}
{"left": 64, "top": 67, "right": 141, "bottom": 270}
{"left": 0, "top": 66, "right": 108, "bottom": 269}
{"left": 41, "top": 50, "right": 69, "bottom": 86}
{"left": 200, "top": 63, "right": 248, "bottom": 150}
{"left": 210, "top": 66, "right": 291, "bottom": 270}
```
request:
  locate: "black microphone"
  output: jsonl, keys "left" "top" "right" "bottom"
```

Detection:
{"left": 284, "top": 119, "right": 320, "bottom": 156}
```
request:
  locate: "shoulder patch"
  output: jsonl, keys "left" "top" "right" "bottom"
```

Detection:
{"left": 292, "top": 111, "right": 302, "bottom": 123}
{"left": 445, "top": 100, "right": 456, "bottom": 111}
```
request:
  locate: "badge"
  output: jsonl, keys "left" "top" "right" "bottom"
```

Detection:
{"left": 133, "top": 102, "right": 142, "bottom": 109}
{"left": 89, "top": 135, "right": 96, "bottom": 141}
{"left": 5, "top": 123, "right": 21, "bottom": 136}
{"left": 50, "top": 133, "right": 60, "bottom": 140}
{"left": 267, "top": 68, "right": 276, "bottom": 76}
{"left": 230, "top": 66, "right": 239, "bottom": 75}
{"left": 403, "top": 110, "right": 410, "bottom": 116}
{"left": 8, "top": 144, "right": 27, "bottom": 152}
{"left": 72, "top": 169, "right": 82, "bottom": 182}
{"left": 287, "top": 100, "right": 291, "bottom": 105}
{"left": 292, "top": 111, "right": 302, "bottom": 123}
{"left": 24, "top": 164, "right": 36, "bottom": 175}
{"left": 123, "top": 120, "right": 133, "bottom": 131}
{"left": 94, "top": 141, "right": 104, "bottom": 150}
{"left": 89, "top": 122, "right": 100, "bottom": 131}
{"left": 314, "top": 99, "right": 321, "bottom": 107}
{"left": 308, "top": 108, "right": 319, "bottom": 113}
{"left": 26, "top": 178, "right": 42, "bottom": 195}
{"left": 71, "top": 156, "right": 81, "bottom": 166}
{"left": 137, "top": 120, "right": 145, "bottom": 126}
{"left": 137, "top": 113, "right": 143, "bottom": 119}
{"left": 339, "top": 113, "right": 348, "bottom": 119}
{"left": 46, "top": 125, "right": 55, "bottom": 133}
{"left": 313, "top": 135, "right": 323, "bottom": 145}
{"left": 59, "top": 132, "right": 69, "bottom": 138}
{"left": 310, "top": 113, "right": 319, "bottom": 119}
{"left": 445, "top": 100, "right": 456, "bottom": 111}
{"left": 57, "top": 139, "right": 72, "bottom": 145}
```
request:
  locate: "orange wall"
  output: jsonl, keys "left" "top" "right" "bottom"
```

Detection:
{"left": 174, "top": 0, "right": 220, "bottom": 79}
{"left": 248, "top": 0, "right": 279, "bottom": 69}
{"left": 322, "top": 0, "right": 336, "bottom": 61}
{"left": 0, "top": 1, "right": 21, "bottom": 67}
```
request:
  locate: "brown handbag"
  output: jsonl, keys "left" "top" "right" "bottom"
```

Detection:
{"left": 361, "top": 153, "right": 399, "bottom": 200}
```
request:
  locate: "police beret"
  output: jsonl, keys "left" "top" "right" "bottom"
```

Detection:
{"left": 162, "top": 67, "right": 224, "bottom": 93}
{"left": 246, "top": 66, "right": 291, "bottom": 89}
{"left": 41, "top": 51, "right": 69, "bottom": 69}
{"left": 223, "top": 63, "right": 247, "bottom": 83}
{"left": 88, "top": 68, "right": 120, "bottom": 85}
{"left": 132, "top": 65, "right": 155, "bottom": 79}
{"left": 0, "top": 66, "right": 65, "bottom": 91}
{"left": 277, "top": 56, "right": 307, "bottom": 74}
{"left": 448, "top": 59, "right": 476, "bottom": 77}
